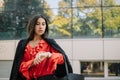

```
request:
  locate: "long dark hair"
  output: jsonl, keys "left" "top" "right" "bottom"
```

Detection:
{"left": 27, "top": 15, "right": 49, "bottom": 41}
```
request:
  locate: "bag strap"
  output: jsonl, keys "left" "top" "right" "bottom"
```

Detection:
{"left": 63, "top": 56, "right": 69, "bottom": 75}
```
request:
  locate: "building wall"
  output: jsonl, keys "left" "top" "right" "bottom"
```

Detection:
{"left": 0, "top": 39, "right": 120, "bottom": 80}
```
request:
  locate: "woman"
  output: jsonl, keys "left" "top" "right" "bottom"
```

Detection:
{"left": 10, "top": 15, "right": 73, "bottom": 80}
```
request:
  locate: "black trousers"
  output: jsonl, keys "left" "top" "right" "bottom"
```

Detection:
{"left": 32, "top": 75, "right": 57, "bottom": 80}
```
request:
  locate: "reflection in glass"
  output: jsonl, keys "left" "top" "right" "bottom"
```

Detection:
{"left": 81, "top": 62, "right": 104, "bottom": 77}
{"left": 0, "top": 0, "right": 44, "bottom": 39}
{"left": 73, "top": 8, "right": 102, "bottom": 38}
{"left": 73, "top": 0, "right": 101, "bottom": 7}
{"left": 44, "top": 8, "right": 72, "bottom": 38}
{"left": 108, "top": 63, "right": 120, "bottom": 76}
{"left": 1, "top": 0, "right": 120, "bottom": 39}
{"left": 102, "top": 0, "right": 120, "bottom": 6}
{"left": 44, "top": 0, "right": 71, "bottom": 8}
{"left": 3, "top": 0, "right": 16, "bottom": 11}
{"left": 0, "top": 0, "right": 4, "bottom": 11}
{"left": 103, "top": 7, "right": 120, "bottom": 38}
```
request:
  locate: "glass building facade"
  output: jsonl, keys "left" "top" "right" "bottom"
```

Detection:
{"left": 0, "top": 0, "right": 120, "bottom": 39}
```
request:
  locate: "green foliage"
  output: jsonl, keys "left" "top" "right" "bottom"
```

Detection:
{"left": 103, "top": 7, "right": 120, "bottom": 37}
{"left": 0, "top": 0, "right": 120, "bottom": 39}
{"left": 0, "top": 0, "right": 45, "bottom": 39}
{"left": 49, "top": 16, "right": 71, "bottom": 37}
{"left": 73, "top": 0, "right": 120, "bottom": 37}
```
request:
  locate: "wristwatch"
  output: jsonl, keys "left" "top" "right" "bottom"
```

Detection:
{"left": 47, "top": 52, "right": 52, "bottom": 58}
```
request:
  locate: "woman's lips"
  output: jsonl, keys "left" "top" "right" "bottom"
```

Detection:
{"left": 38, "top": 30, "right": 44, "bottom": 33}
{"left": 38, "top": 30, "right": 43, "bottom": 32}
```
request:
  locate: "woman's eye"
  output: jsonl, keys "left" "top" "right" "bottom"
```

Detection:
{"left": 36, "top": 22, "right": 40, "bottom": 25}
{"left": 42, "top": 23, "right": 45, "bottom": 26}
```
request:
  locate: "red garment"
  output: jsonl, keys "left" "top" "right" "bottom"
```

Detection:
{"left": 19, "top": 39, "right": 64, "bottom": 80}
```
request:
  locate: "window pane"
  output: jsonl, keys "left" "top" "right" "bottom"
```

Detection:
{"left": 3, "top": 0, "right": 16, "bottom": 11}
{"left": 44, "top": 8, "right": 72, "bottom": 38}
{"left": 103, "top": 7, "right": 120, "bottom": 38}
{"left": 73, "top": 0, "right": 101, "bottom": 7}
{"left": 44, "top": 0, "right": 71, "bottom": 8}
{"left": 102, "top": 0, "right": 120, "bottom": 6}
{"left": 108, "top": 63, "right": 120, "bottom": 76}
{"left": 0, "top": 0, "right": 44, "bottom": 40}
{"left": 73, "top": 8, "right": 102, "bottom": 38}
{"left": 81, "top": 62, "right": 104, "bottom": 77}
{"left": 0, "top": 0, "right": 4, "bottom": 11}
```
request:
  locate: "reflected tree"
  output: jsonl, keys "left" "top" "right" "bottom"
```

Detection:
{"left": 0, "top": 0, "right": 120, "bottom": 39}
{"left": 73, "top": 0, "right": 102, "bottom": 37}
{"left": 0, "top": 0, "right": 44, "bottom": 39}
{"left": 48, "top": 0, "right": 72, "bottom": 38}
{"left": 74, "top": 0, "right": 120, "bottom": 37}
{"left": 103, "top": 0, "right": 120, "bottom": 37}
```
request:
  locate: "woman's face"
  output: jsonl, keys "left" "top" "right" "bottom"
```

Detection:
{"left": 34, "top": 18, "right": 46, "bottom": 36}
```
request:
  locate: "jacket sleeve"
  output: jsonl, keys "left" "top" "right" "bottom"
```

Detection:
{"left": 50, "top": 46, "right": 64, "bottom": 64}
{"left": 45, "top": 38, "right": 73, "bottom": 77}
{"left": 49, "top": 39, "right": 73, "bottom": 71}
{"left": 10, "top": 39, "right": 27, "bottom": 80}
{"left": 10, "top": 40, "right": 23, "bottom": 80}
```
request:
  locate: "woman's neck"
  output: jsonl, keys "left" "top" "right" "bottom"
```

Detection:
{"left": 33, "top": 35, "right": 42, "bottom": 41}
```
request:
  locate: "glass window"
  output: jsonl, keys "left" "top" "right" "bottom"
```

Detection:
{"left": 44, "top": 0, "right": 71, "bottom": 8}
{"left": 0, "top": 0, "right": 4, "bottom": 11}
{"left": 0, "top": 0, "right": 44, "bottom": 40}
{"left": 81, "top": 61, "right": 104, "bottom": 77}
{"left": 108, "top": 63, "right": 120, "bottom": 76}
{"left": 44, "top": 8, "right": 72, "bottom": 38}
{"left": 3, "top": 0, "right": 16, "bottom": 11}
{"left": 102, "top": 0, "right": 120, "bottom": 6}
{"left": 1, "top": 0, "right": 120, "bottom": 39}
{"left": 73, "top": 0, "right": 101, "bottom": 7}
{"left": 103, "top": 7, "right": 120, "bottom": 38}
{"left": 73, "top": 8, "right": 102, "bottom": 38}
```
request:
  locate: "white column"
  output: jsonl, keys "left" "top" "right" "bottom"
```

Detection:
{"left": 73, "top": 60, "right": 80, "bottom": 74}
{"left": 100, "top": 62, "right": 103, "bottom": 71}
{"left": 104, "top": 62, "right": 108, "bottom": 78}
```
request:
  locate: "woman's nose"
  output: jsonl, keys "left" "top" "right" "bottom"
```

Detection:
{"left": 39, "top": 25, "right": 43, "bottom": 28}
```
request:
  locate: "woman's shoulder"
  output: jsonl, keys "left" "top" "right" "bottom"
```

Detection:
{"left": 20, "top": 38, "right": 27, "bottom": 41}
{"left": 17, "top": 38, "right": 28, "bottom": 47}
{"left": 19, "top": 38, "right": 28, "bottom": 43}
{"left": 44, "top": 37, "right": 54, "bottom": 40}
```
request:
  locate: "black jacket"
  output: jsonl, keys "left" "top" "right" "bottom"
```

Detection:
{"left": 10, "top": 38, "right": 73, "bottom": 80}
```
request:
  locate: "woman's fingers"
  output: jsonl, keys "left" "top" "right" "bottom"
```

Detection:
{"left": 34, "top": 54, "right": 43, "bottom": 65}
{"left": 33, "top": 52, "right": 50, "bottom": 65}
{"left": 34, "top": 59, "right": 40, "bottom": 65}
{"left": 34, "top": 56, "right": 42, "bottom": 65}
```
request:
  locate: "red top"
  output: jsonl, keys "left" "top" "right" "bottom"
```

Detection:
{"left": 19, "top": 39, "right": 64, "bottom": 80}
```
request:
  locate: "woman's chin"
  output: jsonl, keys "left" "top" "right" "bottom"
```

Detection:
{"left": 36, "top": 33, "right": 44, "bottom": 36}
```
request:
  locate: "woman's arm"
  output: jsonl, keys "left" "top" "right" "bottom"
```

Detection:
{"left": 19, "top": 56, "right": 34, "bottom": 80}
{"left": 49, "top": 46, "right": 64, "bottom": 64}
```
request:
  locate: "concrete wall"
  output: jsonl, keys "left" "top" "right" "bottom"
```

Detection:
{"left": 0, "top": 38, "right": 120, "bottom": 80}
{"left": 0, "top": 39, "right": 120, "bottom": 61}
{"left": 56, "top": 39, "right": 120, "bottom": 61}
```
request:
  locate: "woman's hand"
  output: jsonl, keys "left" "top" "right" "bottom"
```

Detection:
{"left": 33, "top": 52, "right": 52, "bottom": 65}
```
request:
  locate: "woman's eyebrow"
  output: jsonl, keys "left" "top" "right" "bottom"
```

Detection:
{"left": 42, "top": 22, "right": 45, "bottom": 23}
